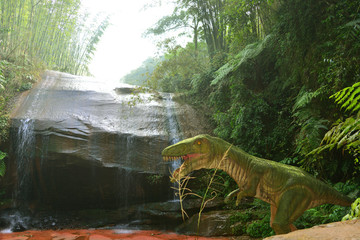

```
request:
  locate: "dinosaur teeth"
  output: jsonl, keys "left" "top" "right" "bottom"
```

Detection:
{"left": 162, "top": 156, "right": 186, "bottom": 161}
{"left": 163, "top": 156, "right": 171, "bottom": 161}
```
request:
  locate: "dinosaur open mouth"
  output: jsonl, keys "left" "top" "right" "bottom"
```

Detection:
{"left": 162, "top": 153, "right": 202, "bottom": 161}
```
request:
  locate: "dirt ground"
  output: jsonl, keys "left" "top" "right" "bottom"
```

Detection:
{"left": 0, "top": 229, "right": 236, "bottom": 240}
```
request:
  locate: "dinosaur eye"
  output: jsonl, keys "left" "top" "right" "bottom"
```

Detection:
{"left": 197, "top": 141, "right": 201, "bottom": 145}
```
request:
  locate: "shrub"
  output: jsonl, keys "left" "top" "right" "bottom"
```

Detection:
{"left": 246, "top": 215, "right": 274, "bottom": 238}
{"left": 342, "top": 198, "right": 360, "bottom": 221}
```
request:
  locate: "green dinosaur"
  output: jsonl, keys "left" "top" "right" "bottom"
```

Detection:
{"left": 162, "top": 134, "right": 353, "bottom": 235}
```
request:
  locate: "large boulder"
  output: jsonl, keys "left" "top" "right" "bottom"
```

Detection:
{"left": 176, "top": 210, "right": 235, "bottom": 237}
{"left": 2, "top": 71, "right": 211, "bottom": 210}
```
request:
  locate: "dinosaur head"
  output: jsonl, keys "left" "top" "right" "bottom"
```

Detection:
{"left": 162, "top": 134, "right": 228, "bottom": 181}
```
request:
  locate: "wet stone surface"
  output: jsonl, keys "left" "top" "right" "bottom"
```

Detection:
{"left": 1, "top": 71, "right": 212, "bottom": 233}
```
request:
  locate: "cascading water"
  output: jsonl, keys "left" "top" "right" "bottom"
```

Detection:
{"left": 164, "top": 94, "right": 182, "bottom": 170}
{"left": 11, "top": 75, "right": 56, "bottom": 206}
{"left": 3, "top": 75, "right": 56, "bottom": 231}
{"left": 123, "top": 134, "right": 135, "bottom": 208}
{"left": 13, "top": 119, "right": 35, "bottom": 205}
{"left": 164, "top": 94, "right": 182, "bottom": 199}
{"left": 0, "top": 119, "right": 35, "bottom": 233}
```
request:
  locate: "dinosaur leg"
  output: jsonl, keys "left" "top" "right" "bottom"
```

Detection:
{"left": 271, "top": 205, "right": 296, "bottom": 231}
{"left": 270, "top": 205, "right": 277, "bottom": 227}
{"left": 271, "top": 188, "right": 310, "bottom": 235}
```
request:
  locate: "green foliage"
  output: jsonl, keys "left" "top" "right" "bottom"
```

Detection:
{"left": 342, "top": 198, "right": 360, "bottom": 221}
{"left": 212, "top": 35, "right": 272, "bottom": 86}
{"left": 224, "top": 0, "right": 272, "bottom": 52}
{"left": 229, "top": 211, "right": 252, "bottom": 225}
{"left": 147, "top": 174, "right": 164, "bottom": 185}
{"left": 147, "top": 40, "right": 210, "bottom": 92}
{"left": 121, "top": 58, "right": 158, "bottom": 86}
{"left": 307, "top": 82, "right": 360, "bottom": 179}
{"left": 295, "top": 181, "right": 358, "bottom": 228}
{"left": 144, "top": 1, "right": 360, "bottom": 236}
{"left": 0, "top": 0, "right": 109, "bottom": 76}
{"left": 144, "top": 0, "right": 360, "bottom": 182}
{"left": 193, "top": 169, "right": 237, "bottom": 199}
{"left": 227, "top": 199, "right": 274, "bottom": 237}
{"left": 0, "top": 57, "right": 44, "bottom": 145}
{"left": 292, "top": 86, "right": 329, "bottom": 159}
{"left": 295, "top": 204, "right": 348, "bottom": 229}
{"left": 0, "top": 150, "right": 6, "bottom": 177}
{"left": 19, "top": 82, "right": 33, "bottom": 92}
{"left": 246, "top": 215, "right": 274, "bottom": 238}
{"left": 0, "top": 115, "right": 9, "bottom": 144}
{"left": 309, "top": 116, "right": 360, "bottom": 158}
{"left": 331, "top": 82, "right": 360, "bottom": 114}
{"left": 229, "top": 212, "right": 251, "bottom": 235}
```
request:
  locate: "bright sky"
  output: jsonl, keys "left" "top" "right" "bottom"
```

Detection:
{"left": 81, "top": 0, "right": 173, "bottom": 82}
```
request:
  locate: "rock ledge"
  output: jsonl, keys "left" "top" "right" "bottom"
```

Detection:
{"left": 264, "top": 219, "right": 360, "bottom": 240}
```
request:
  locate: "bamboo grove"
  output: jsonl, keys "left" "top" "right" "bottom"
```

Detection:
{"left": 0, "top": 0, "right": 109, "bottom": 175}
{"left": 0, "top": 0, "right": 109, "bottom": 76}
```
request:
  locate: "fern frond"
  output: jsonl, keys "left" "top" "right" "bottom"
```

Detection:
{"left": 331, "top": 82, "right": 360, "bottom": 113}
{"left": 353, "top": 104, "right": 360, "bottom": 113}
{"left": 293, "top": 87, "right": 320, "bottom": 112}
{"left": 310, "top": 116, "right": 360, "bottom": 157}
{"left": 341, "top": 87, "right": 360, "bottom": 109}
{"left": 347, "top": 94, "right": 360, "bottom": 112}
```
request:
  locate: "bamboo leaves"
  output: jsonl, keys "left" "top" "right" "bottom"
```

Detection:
{"left": 0, "top": 0, "right": 109, "bottom": 76}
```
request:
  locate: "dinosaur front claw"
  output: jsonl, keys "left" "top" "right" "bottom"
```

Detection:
{"left": 224, "top": 188, "right": 240, "bottom": 204}
{"left": 224, "top": 188, "right": 245, "bottom": 206}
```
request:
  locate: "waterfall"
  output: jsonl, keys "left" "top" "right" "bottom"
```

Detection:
{"left": 164, "top": 94, "right": 182, "bottom": 200}
{"left": 164, "top": 94, "right": 182, "bottom": 171}
{"left": 13, "top": 118, "right": 36, "bottom": 206}
{"left": 2, "top": 118, "right": 36, "bottom": 232}
{"left": 2, "top": 71, "right": 209, "bottom": 231}
{"left": 124, "top": 135, "right": 135, "bottom": 208}
{"left": 10, "top": 74, "right": 57, "bottom": 205}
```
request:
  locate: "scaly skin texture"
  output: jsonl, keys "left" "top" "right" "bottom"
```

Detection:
{"left": 162, "top": 134, "right": 353, "bottom": 235}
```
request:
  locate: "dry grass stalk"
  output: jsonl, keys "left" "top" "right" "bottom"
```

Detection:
{"left": 170, "top": 145, "right": 233, "bottom": 236}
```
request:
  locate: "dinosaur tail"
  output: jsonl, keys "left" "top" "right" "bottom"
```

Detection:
{"left": 327, "top": 189, "right": 353, "bottom": 206}
{"left": 322, "top": 184, "right": 353, "bottom": 207}
{"left": 311, "top": 182, "right": 353, "bottom": 208}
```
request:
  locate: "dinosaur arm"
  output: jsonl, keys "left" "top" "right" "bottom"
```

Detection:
{"left": 225, "top": 175, "right": 260, "bottom": 205}
{"left": 224, "top": 188, "right": 240, "bottom": 203}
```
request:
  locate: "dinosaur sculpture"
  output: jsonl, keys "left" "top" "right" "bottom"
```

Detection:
{"left": 162, "top": 134, "right": 353, "bottom": 234}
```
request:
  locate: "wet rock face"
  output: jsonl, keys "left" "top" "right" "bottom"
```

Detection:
{"left": 3, "top": 71, "right": 210, "bottom": 210}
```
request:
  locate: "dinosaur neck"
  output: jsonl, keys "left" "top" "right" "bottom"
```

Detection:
{"left": 216, "top": 146, "right": 253, "bottom": 186}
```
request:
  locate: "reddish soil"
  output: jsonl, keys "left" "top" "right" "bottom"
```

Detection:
{"left": 0, "top": 229, "right": 233, "bottom": 240}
